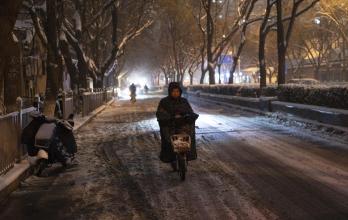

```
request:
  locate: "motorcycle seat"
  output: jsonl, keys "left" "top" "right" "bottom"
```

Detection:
{"left": 35, "top": 123, "right": 56, "bottom": 148}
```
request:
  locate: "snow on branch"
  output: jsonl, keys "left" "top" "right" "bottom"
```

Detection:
{"left": 84, "top": 0, "right": 119, "bottom": 30}
{"left": 101, "top": 19, "right": 154, "bottom": 75}
{"left": 23, "top": 1, "right": 47, "bottom": 47}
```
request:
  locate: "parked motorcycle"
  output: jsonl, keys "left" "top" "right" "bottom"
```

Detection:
{"left": 21, "top": 112, "right": 77, "bottom": 176}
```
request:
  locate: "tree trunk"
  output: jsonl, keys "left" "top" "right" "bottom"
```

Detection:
{"left": 229, "top": 69, "right": 234, "bottom": 84}
{"left": 276, "top": 0, "right": 286, "bottom": 85}
{"left": 342, "top": 39, "right": 347, "bottom": 80}
{"left": 218, "top": 64, "right": 221, "bottom": 84}
{"left": 206, "top": 0, "right": 215, "bottom": 85}
{"left": 179, "top": 74, "right": 184, "bottom": 86}
{"left": 208, "top": 65, "right": 215, "bottom": 84}
{"left": 0, "top": 0, "right": 23, "bottom": 109}
{"left": 157, "top": 73, "right": 160, "bottom": 85}
{"left": 59, "top": 35, "right": 79, "bottom": 89}
{"left": 199, "top": 44, "right": 206, "bottom": 84}
{"left": 164, "top": 72, "right": 169, "bottom": 85}
{"left": 45, "top": 0, "right": 62, "bottom": 116}
{"left": 64, "top": 31, "right": 90, "bottom": 88}
{"left": 4, "top": 38, "right": 23, "bottom": 113}
{"left": 200, "top": 68, "right": 206, "bottom": 84}
{"left": 259, "top": 34, "right": 267, "bottom": 88}
{"left": 314, "top": 64, "right": 321, "bottom": 80}
{"left": 258, "top": 1, "right": 272, "bottom": 88}
{"left": 0, "top": 0, "right": 23, "bottom": 54}
{"left": 229, "top": 56, "right": 239, "bottom": 84}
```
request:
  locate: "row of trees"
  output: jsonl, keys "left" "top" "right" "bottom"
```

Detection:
{"left": 286, "top": 0, "right": 348, "bottom": 81}
{"left": 2, "top": 0, "right": 348, "bottom": 113}
{"left": 1, "top": 0, "right": 155, "bottom": 115}
{"left": 150, "top": 0, "right": 347, "bottom": 87}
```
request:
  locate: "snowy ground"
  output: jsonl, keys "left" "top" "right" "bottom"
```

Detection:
{"left": 1, "top": 95, "right": 348, "bottom": 220}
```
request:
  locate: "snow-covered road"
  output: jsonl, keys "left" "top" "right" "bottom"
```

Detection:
{"left": 1, "top": 96, "right": 348, "bottom": 220}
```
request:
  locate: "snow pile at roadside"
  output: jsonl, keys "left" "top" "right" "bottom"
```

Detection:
{"left": 263, "top": 111, "right": 348, "bottom": 148}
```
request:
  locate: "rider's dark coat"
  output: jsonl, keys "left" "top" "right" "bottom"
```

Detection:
{"left": 156, "top": 83, "right": 198, "bottom": 162}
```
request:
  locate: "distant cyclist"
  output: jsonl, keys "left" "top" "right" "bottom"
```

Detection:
{"left": 144, "top": 84, "right": 149, "bottom": 94}
{"left": 129, "top": 83, "right": 137, "bottom": 103}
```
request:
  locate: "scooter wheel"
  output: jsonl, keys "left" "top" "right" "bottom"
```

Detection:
{"left": 178, "top": 157, "right": 186, "bottom": 181}
{"left": 35, "top": 159, "right": 47, "bottom": 176}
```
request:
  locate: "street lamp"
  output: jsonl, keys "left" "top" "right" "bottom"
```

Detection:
{"left": 314, "top": 17, "right": 321, "bottom": 25}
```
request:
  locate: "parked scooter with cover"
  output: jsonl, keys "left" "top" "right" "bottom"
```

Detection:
{"left": 21, "top": 112, "right": 77, "bottom": 176}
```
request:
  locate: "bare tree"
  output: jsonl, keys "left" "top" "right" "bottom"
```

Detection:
{"left": 157, "top": 0, "right": 201, "bottom": 85}
{"left": 22, "top": 0, "right": 154, "bottom": 98}
{"left": 194, "top": 0, "right": 259, "bottom": 84}
{"left": 258, "top": 0, "right": 319, "bottom": 87}
{"left": 0, "top": 0, "right": 24, "bottom": 113}
{"left": 228, "top": 0, "right": 258, "bottom": 84}
{"left": 320, "top": 0, "right": 348, "bottom": 78}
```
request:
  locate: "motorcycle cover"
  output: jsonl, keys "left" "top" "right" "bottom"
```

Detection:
{"left": 21, "top": 114, "right": 47, "bottom": 156}
{"left": 56, "top": 121, "right": 77, "bottom": 154}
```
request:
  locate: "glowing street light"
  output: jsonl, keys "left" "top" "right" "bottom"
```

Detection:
{"left": 314, "top": 17, "right": 321, "bottom": 25}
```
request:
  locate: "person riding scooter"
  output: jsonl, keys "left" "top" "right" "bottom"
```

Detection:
{"left": 156, "top": 82, "right": 199, "bottom": 170}
{"left": 144, "top": 84, "right": 149, "bottom": 94}
{"left": 129, "top": 83, "right": 137, "bottom": 102}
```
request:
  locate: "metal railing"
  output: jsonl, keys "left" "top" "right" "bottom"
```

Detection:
{"left": 21, "top": 107, "right": 36, "bottom": 130}
{"left": 0, "top": 100, "right": 35, "bottom": 175}
{"left": 105, "top": 89, "right": 114, "bottom": 103}
{"left": 0, "top": 112, "right": 19, "bottom": 175}
{"left": 62, "top": 92, "right": 74, "bottom": 119}
{"left": 82, "top": 91, "right": 104, "bottom": 117}
{"left": 82, "top": 89, "right": 114, "bottom": 117}
{"left": 1, "top": 89, "right": 115, "bottom": 175}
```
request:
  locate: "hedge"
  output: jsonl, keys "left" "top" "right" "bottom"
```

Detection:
{"left": 278, "top": 85, "right": 348, "bottom": 110}
{"left": 187, "top": 84, "right": 278, "bottom": 97}
{"left": 187, "top": 84, "right": 348, "bottom": 110}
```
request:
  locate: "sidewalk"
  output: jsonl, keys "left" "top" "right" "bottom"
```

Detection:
{"left": 0, "top": 99, "right": 114, "bottom": 203}
{"left": 74, "top": 99, "right": 114, "bottom": 131}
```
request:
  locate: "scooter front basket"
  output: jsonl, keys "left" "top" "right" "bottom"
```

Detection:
{"left": 170, "top": 134, "right": 191, "bottom": 153}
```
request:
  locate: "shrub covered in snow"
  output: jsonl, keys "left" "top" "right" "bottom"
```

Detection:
{"left": 187, "top": 84, "right": 348, "bottom": 110}
{"left": 187, "top": 84, "right": 278, "bottom": 97}
{"left": 278, "top": 84, "right": 348, "bottom": 110}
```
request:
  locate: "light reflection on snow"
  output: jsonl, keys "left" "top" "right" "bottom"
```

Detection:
{"left": 117, "top": 89, "right": 164, "bottom": 101}
{"left": 196, "top": 114, "right": 219, "bottom": 127}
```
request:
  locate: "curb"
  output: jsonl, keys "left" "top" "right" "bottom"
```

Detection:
{"left": 188, "top": 95, "right": 267, "bottom": 116}
{"left": 0, "top": 99, "right": 114, "bottom": 203}
{"left": 189, "top": 94, "right": 348, "bottom": 137}
{"left": 0, "top": 161, "right": 31, "bottom": 204}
